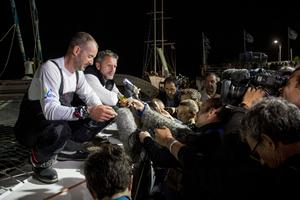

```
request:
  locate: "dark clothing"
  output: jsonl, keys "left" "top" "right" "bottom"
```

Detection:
{"left": 156, "top": 90, "right": 181, "bottom": 108}
{"left": 177, "top": 136, "right": 263, "bottom": 199}
{"left": 143, "top": 137, "right": 179, "bottom": 168}
{"left": 183, "top": 122, "right": 224, "bottom": 155}
{"left": 253, "top": 154, "right": 300, "bottom": 199}
{"left": 222, "top": 105, "right": 300, "bottom": 199}
{"left": 142, "top": 137, "right": 180, "bottom": 200}
{"left": 140, "top": 122, "right": 225, "bottom": 200}
{"left": 178, "top": 106, "right": 300, "bottom": 199}
{"left": 175, "top": 122, "right": 226, "bottom": 199}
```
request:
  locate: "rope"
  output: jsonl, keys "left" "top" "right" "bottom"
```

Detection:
{"left": 43, "top": 180, "right": 87, "bottom": 200}
{"left": 0, "top": 25, "right": 16, "bottom": 78}
{"left": 0, "top": 24, "right": 16, "bottom": 42}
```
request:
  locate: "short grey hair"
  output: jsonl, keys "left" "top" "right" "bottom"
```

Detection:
{"left": 68, "top": 32, "right": 98, "bottom": 49}
{"left": 241, "top": 97, "right": 300, "bottom": 144}
{"left": 95, "top": 49, "right": 119, "bottom": 63}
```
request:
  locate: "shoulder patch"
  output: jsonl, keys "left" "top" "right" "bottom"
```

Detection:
{"left": 44, "top": 88, "right": 56, "bottom": 99}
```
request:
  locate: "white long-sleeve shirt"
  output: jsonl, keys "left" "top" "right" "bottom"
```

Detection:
{"left": 85, "top": 73, "right": 120, "bottom": 106}
{"left": 28, "top": 57, "right": 102, "bottom": 120}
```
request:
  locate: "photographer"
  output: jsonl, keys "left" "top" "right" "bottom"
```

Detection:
{"left": 132, "top": 97, "right": 228, "bottom": 200}
{"left": 223, "top": 86, "right": 266, "bottom": 136}
{"left": 219, "top": 68, "right": 288, "bottom": 136}
{"left": 116, "top": 99, "right": 189, "bottom": 200}
{"left": 240, "top": 97, "right": 300, "bottom": 198}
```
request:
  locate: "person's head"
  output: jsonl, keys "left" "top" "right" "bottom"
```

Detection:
{"left": 180, "top": 88, "right": 202, "bottom": 103}
{"left": 282, "top": 67, "right": 300, "bottom": 108}
{"left": 84, "top": 143, "right": 132, "bottom": 200}
{"left": 95, "top": 50, "right": 119, "bottom": 80}
{"left": 163, "top": 76, "right": 178, "bottom": 99}
{"left": 195, "top": 97, "right": 222, "bottom": 128}
{"left": 177, "top": 99, "right": 199, "bottom": 125}
{"left": 241, "top": 97, "right": 300, "bottom": 168}
{"left": 150, "top": 98, "right": 166, "bottom": 112}
{"left": 203, "top": 72, "right": 217, "bottom": 96}
{"left": 67, "top": 32, "right": 98, "bottom": 71}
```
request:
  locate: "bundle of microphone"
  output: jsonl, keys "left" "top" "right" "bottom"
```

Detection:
{"left": 115, "top": 105, "right": 192, "bottom": 163}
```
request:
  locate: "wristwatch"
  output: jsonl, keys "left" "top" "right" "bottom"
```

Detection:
{"left": 74, "top": 106, "right": 89, "bottom": 119}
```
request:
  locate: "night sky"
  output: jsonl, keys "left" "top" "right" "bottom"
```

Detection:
{"left": 1, "top": 0, "right": 300, "bottom": 80}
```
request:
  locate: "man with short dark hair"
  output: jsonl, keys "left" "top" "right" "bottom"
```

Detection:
{"left": 84, "top": 143, "right": 132, "bottom": 200}
{"left": 135, "top": 97, "right": 227, "bottom": 199}
{"left": 156, "top": 76, "right": 181, "bottom": 115}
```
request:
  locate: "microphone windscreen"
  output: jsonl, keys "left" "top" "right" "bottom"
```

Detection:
{"left": 115, "top": 107, "right": 138, "bottom": 153}
{"left": 141, "top": 106, "right": 192, "bottom": 138}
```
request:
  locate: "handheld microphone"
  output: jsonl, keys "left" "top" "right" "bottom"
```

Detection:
{"left": 123, "top": 78, "right": 140, "bottom": 99}
{"left": 123, "top": 78, "right": 135, "bottom": 90}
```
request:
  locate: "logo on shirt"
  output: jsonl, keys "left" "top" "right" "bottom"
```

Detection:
{"left": 44, "top": 88, "right": 56, "bottom": 99}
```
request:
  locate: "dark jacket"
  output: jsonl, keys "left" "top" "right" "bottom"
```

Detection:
{"left": 156, "top": 90, "right": 181, "bottom": 108}
{"left": 141, "top": 122, "right": 226, "bottom": 200}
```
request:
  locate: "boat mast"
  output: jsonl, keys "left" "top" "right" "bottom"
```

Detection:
{"left": 10, "top": 0, "right": 42, "bottom": 78}
{"left": 29, "top": 0, "right": 43, "bottom": 68}
{"left": 143, "top": 0, "right": 175, "bottom": 77}
{"left": 161, "top": 0, "right": 164, "bottom": 55}
{"left": 10, "top": 0, "right": 26, "bottom": 63}
{"left": 153, "top": 0, "right": 157, "bottom": 74}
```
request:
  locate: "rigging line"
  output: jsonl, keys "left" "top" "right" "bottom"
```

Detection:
{"left": 143, "top": 17, "right": 153, "bottom": 71}
{"left": 0, "top": 24, "right": 16, "bottom": 42}
{"left": 0, "top": 25, "right": 16, "bottom": 78}
{"left": 146, "top": 20, "right": 152, "bottom": 64}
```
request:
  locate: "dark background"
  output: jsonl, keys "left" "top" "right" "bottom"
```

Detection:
{"left": 1, "top": 0, "right": 300, "bottom": 80}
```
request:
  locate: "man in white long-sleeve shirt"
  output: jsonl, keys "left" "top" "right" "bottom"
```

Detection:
{"left": 84, "top": 49, "right": 121, "bottom": 106}
{"left": 14, "top": 32, "right": 117, "bottom": 184}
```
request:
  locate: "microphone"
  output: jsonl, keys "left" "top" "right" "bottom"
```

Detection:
{"left": 140, "top": 105, "right": 193, "bottom": 139}
{"left": 123, "top": 78, "right": 141, "bottom": 99}
{"left": 115, "top": 105, "right": 193, "bottom": 159}
{"left": 115, "top": 107, "right": 146, "bottom": 163}
{"left": 115, "top": 104, "right": 193, "bottom": 143}
{"left": 115, "top": 107, "right": 139, "bottom": 153}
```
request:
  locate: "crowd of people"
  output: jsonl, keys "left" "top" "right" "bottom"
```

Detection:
{"left": 13, "top": 31, "right": 300, "bottom": 200}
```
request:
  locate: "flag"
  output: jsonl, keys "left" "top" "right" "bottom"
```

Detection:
{"left": 244, "top": 30, "right": 254, "bottom": 43}
{"left": 288, "top": 27, "right": 298, "bottom": 40}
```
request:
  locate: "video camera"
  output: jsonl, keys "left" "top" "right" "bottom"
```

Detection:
{"left": 220, "top": 68, "right": 288, "bottom": 106}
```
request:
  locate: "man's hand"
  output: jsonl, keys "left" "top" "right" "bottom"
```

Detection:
{"left": 129, "top": 99, "right": 145, "bottom": 111}
{"left": 242, "top": 87, "right": 266, "bottom": 109}
{"left": 154, "top": 126, "right": 174, "bottom": 148}
{"left": 88, "top": 105, "right": 117, "bottom": 122}
{"left": 154, "top": 126, "right": 184, "bottom": 159}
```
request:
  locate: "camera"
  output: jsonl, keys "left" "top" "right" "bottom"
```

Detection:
{"left": 220, "top": 68, "right": 288, "bottom": 106}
